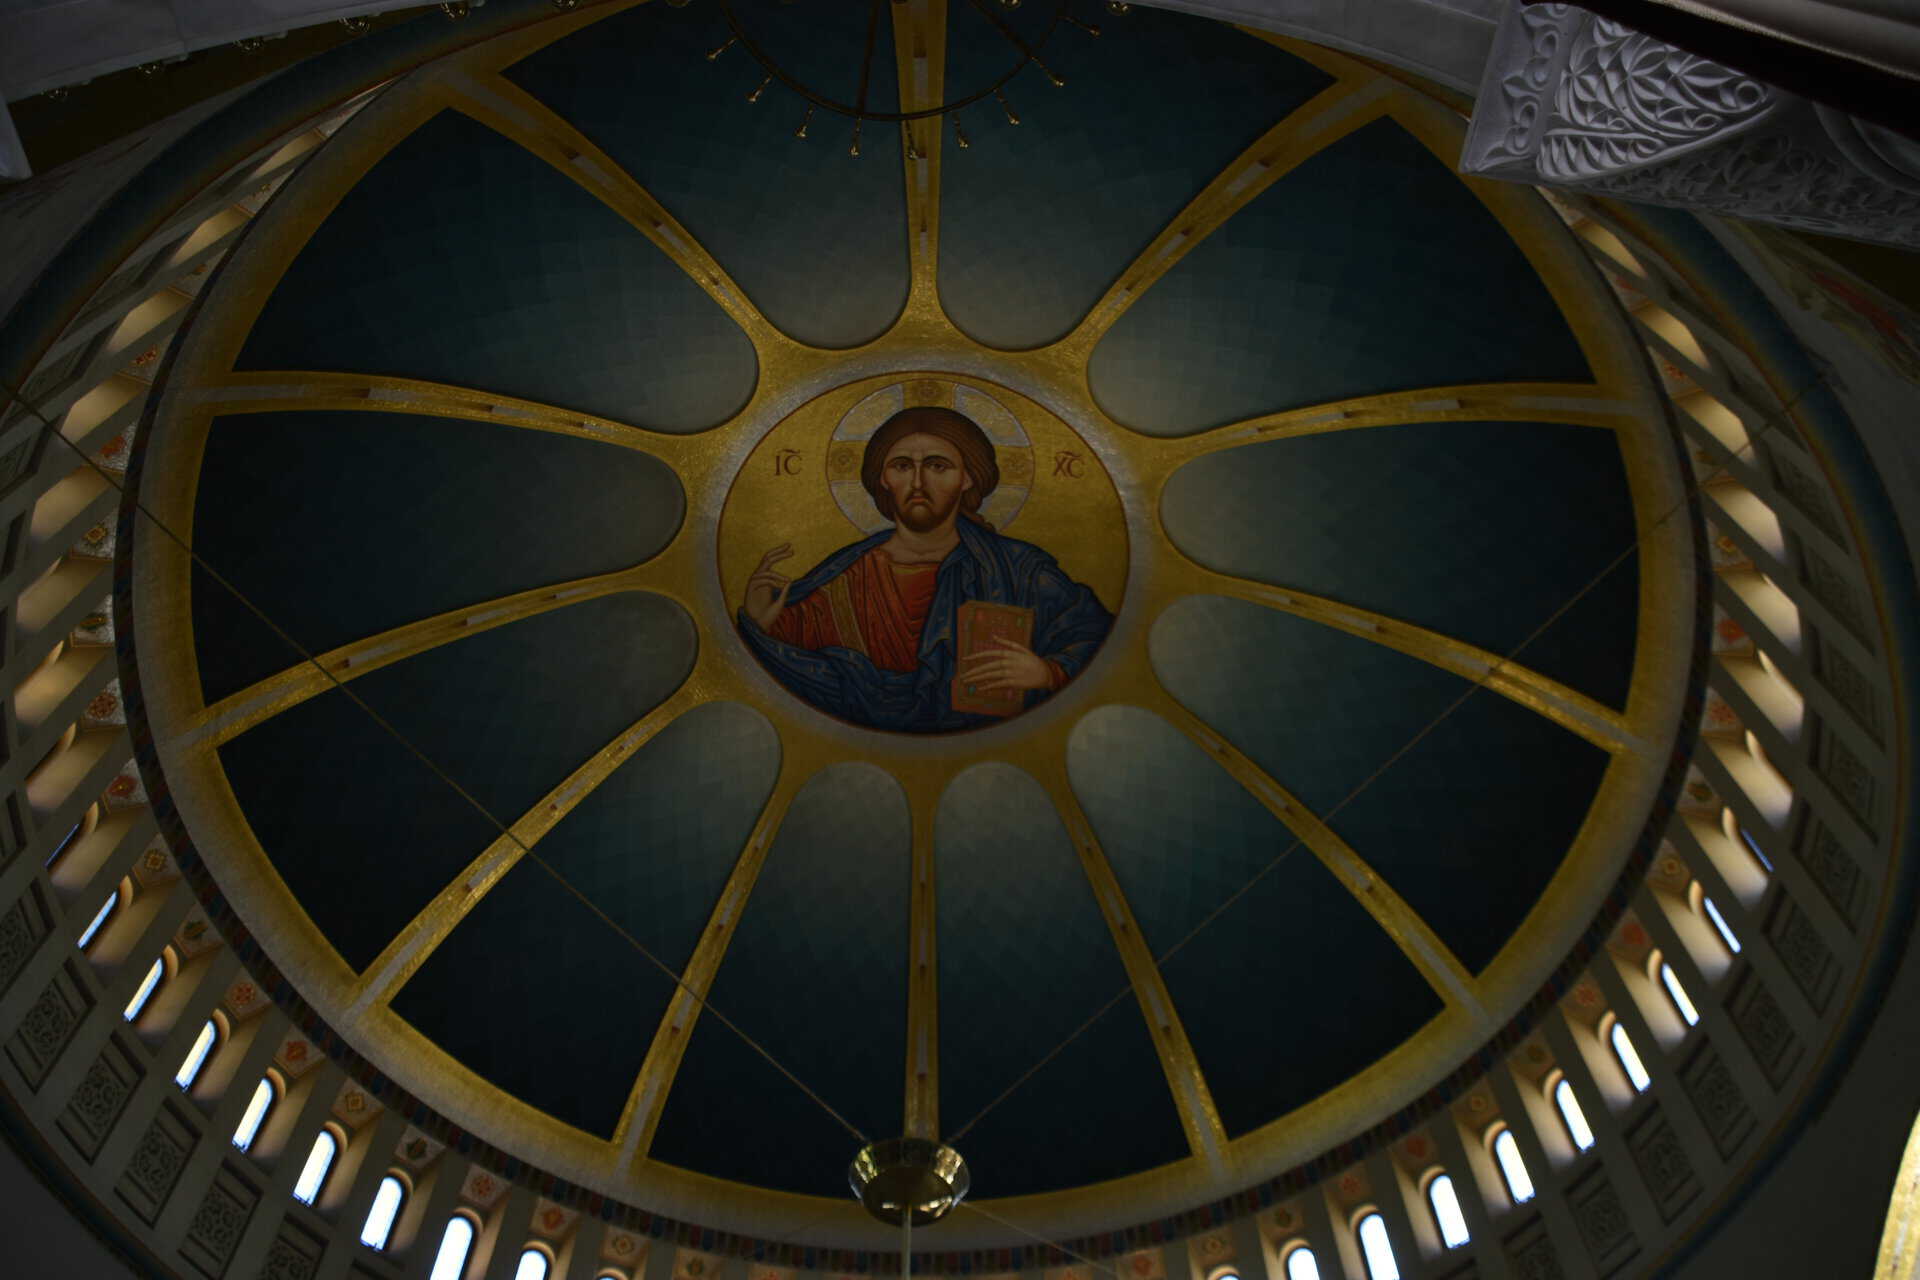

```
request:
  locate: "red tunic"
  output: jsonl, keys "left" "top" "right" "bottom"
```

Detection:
{"left": 767, "top": 548, "right": 941, "bottom": 673}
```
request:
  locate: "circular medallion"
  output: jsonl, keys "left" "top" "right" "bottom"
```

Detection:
{"left": 719, "top": 373, "right": 1128, "bottom": 734}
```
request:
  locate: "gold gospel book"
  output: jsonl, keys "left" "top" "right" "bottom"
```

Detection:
{"left": 952, "top": 600, "right": 1036, "bottom": 717}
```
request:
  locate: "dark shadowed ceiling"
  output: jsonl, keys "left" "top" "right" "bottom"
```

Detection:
{"left": 127, "top": 0, "right": 1697, "bottom": 1234}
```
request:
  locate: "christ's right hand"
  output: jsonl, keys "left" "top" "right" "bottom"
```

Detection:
{"left": 743, "top": 543, "right": 795, "bottom": 631}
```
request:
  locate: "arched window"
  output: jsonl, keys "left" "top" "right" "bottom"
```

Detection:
{"left": 514, "top": 1246, "right": 553, "bottom": 1280}
{"left": 1283, "top": 1247, "right": 1320, "bottom": 1280}
{"left": 122, "top": 951, "right": 168, "bottom": 1021}
{"left": 46, "top": 819, "right": 83, "bottom": 868}
{"left": 428, "top": 1213, "right": 478, "bottom": 1280}
{"left": 1660, "top": 962, "right": 1700, "bottom": 1027}
{"left": 292, "top": 1128, "right": 340, "bottom": 1205}
{"left": 174, "top": 1018, "right": 220, "bottom": 1089}
{"left": 1734, "top": 821, "right": 1774, "bottom": 874}
{"left": 1553, "top": 1077, "right": 1595, "bottom": 1152}
{"left": 1355, "top": 1212, "right": 1399, "bottom": 1280}
{"left": 1426, "top": 1173, "right": 1470, "bottom": 1248}
{"left": 360, "top": 1173, "right": 406, "bottom": 1250}
{"left": 231, "top": 1076, "right": 277, "bottom": 1151}
{"left": 76, "top": 891, "right": 119, "bottom": 951}
{"left": 1610, "top": 1020, "right": 1651, "bottom": 1091}
{"left": 1702, "top": 894, "right": 1742, "bottom": 954}
{"left": 1492, "top": 1128, "right": 1536, "bottom": 1204}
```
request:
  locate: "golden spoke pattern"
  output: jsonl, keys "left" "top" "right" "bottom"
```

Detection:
{"left": 892, "top": 0, "right": 950, "bottom": 301}
{"left": 181, "top": 537, "right": 701, "bottom": 751}
{"left": 1135, "top": 684, "right": 1485, "bottom": 1019}
{"left": 614, "top": 752, "right": 811, "bottom": 1162}
{"left": 440, "top": 70, "right": 798, "bottom": 359}
{"left": 341, "top": 665, "right": 722, "bottom": 1021}
{"left": 1056, "top": 76, "right": 1392, "bottom": 359}
{"left": 1141, "top": 382, "right": 1632, "bottom": 464}
{"left": 1034, "top": 750, "right": 1232, "bottom": 1169}
{"left": 187, "top": 371, "right": 710, "bottom": 463}
{"left": 1148, "top": 561, "right": 1644, "bottom": 756}
{"left": 899, "top": 760, "right": 953, "bottom": 1140}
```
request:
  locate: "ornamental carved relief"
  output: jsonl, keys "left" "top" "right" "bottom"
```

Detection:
{"left": 1545, "top": 16, "right": 1776, "bottom": 180}
{"left": 1628, "top": 1111, "right": 1698, "bottom": 1221}
{"left": 1802, "top": 547, "right": 1871, "bottom": 643}
{"left": 1730, "top": 973, "right": 1800, "bottom": 1087}
{"left": 0, "top": 896, "right": 47, "bottom": 998}
{"left": 1798, "top": 822, "right": 1865, "bottom": 924}
{"left": 1570, "top": 1170, "right": 1635, "bottom": 1263}
{"left": 11, "top": 970, "right": 88, "bottom": 1090}
{"left": 1818, "top": 728, "right": 1878, "bottom": 832}
{"left": 1678, "top": 1047, "right": 1752, "bottom": 1158}
{"left": 1817, "top": 643, "right": 1882, "bottom": 742}
{"left": 1768, "top": 902, "right": 1838, "bottom": 1010}
{"left": 60, "top": 1044, "right": 138, "bottom": 1159}
{"left": 181, "top": 1168, "right": 258, "bottom": 1278}
{"left": 1767, "top": 456, "right": 1844, "bottom": 542}
{"left": 1506, "top": 1220, "right": 1568, "bottom": 1280}
{"left": 119, "top": 1110, "right": 193, "bottom": 1224}
{"left": 1463, "top": 3, "right": 1920, "bottom": 248}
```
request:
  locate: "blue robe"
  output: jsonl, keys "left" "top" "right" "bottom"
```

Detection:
{"left": 738, "top": 518, "right": 1115, "bottom": 732}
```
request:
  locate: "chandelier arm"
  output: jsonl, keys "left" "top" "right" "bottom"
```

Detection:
{"left": 857, "top": 0, "right": 883, "bottom": 118}
{"left": 714, "top": 0, "right": 1067, "bottom": 122}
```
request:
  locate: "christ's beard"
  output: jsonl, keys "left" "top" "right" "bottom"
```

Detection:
{"left": 896, "top": 493, "right": 957, "bottom": 533}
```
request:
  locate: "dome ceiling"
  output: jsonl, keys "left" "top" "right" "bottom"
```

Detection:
{"left": 124, "top": 0, "right": 1698, "bottom": 1242}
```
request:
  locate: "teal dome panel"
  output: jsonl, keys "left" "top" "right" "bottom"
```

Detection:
{"left": 1160, "top": 421, "right": 1640, "bottom": 707}
{"left": 525, "top": 702, "right": 780, "bottom": 978}
{"left": 190, "top": 408, "right": 683, "bottom": 704}
{"left": 650, "top": 763, "right": 911, "bottom": 1195}
{"left": 1151, "top": 597, "right": 1479, "bottom": 819}
{"left": 504, "top": 3, "right": 909, "bottom": 349}
{"left": 1088, "top": 118, "right": 1590, "bottom": 433}
{"left": 327, "top": 592, "right": 696, "bottom": 825}
{"left": 217, "top": 683, "right": 502, "bottom": 973}
{"left": 934, "top": 763, "right": 1187, "bottom": 1192}
{"left": 390, "top": 856, "right": 683, "bottom": 1138}
{"left": 237, "top": 109, "right": 757, "bottom": 429}
{"left": 1323, "top": 685, "right": 1611, "bottom": 973}
{"left": 939, "top": 7, "right": 1332, "bottom": 349}
{"left": 1069, "top": 706, "right": 1441, "bottom": 1134}
{"left": 389, "top": 705, "right": 774, "bottom": 1139}
{"left": 1151, "top": 597, "right": 1615, "bottom": 972}
{"left": 220, "top": 592, "right": 698, "bottom": 972}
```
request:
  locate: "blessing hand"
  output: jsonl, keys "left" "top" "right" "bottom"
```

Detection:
{"left": 743, "top": 543, "right": 794, "bottom": 631}
{"left": 961, "top": 638, "right": 1053, "bottom": 694}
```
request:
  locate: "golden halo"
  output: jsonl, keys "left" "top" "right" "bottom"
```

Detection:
{"left": 827, "top": 379, "right": 1036, "bottom": 534}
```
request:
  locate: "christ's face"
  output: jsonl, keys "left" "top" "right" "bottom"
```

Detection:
{"left": 881, "top": 431, "right": 974, "bottom": 534}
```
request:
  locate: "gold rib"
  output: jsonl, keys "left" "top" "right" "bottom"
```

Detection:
{"left": 183, "top": 540, "right": 697, "bottom": 750}
{"left": 1137, "top": 686, "right": 1486, "bottom": 1018}
{"left": 190, "top": 371, "right": 708, "bottom": 466}
{"left": 891, "top": 0, "right": 948, "bottom": 303}
{"left": 1057, "top": 75, "right": 1392, "bottom": 359}
{"left": 441, "top": 69, "right": 794, "bottom": 357}
{"left": 900, "top": 760, "right": 949, "bottom": 1139}
{"left": 1153, "top": 561, "right": 1642, "bottom": 756}
{"left": 343, "top": 671, "right": 714, "bottom": 1018}
{"left": 1146, "top": 381, "right": 1632, "bottom": 464}
{"left": 1037, "top": 753, "right": 1230, "bottom": 1169}
{"left": 615, "top": 753, "right": 809, "bottom": 1161}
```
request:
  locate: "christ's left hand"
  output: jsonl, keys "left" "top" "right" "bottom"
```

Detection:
{"left": 962, "top": 638, "right": 1054, "bottom": 694}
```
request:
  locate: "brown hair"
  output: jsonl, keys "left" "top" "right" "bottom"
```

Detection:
{"left": 860, "top": 406, "right": 999, "bottom": 525}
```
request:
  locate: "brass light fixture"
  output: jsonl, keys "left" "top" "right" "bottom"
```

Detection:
{"left": 849, "top": 1138, "right": 972, "bottom": 1227}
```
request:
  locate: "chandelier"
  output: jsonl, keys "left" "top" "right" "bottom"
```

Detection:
{"left": 703, "top": 0, "right": 1125, "bottom": 154}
